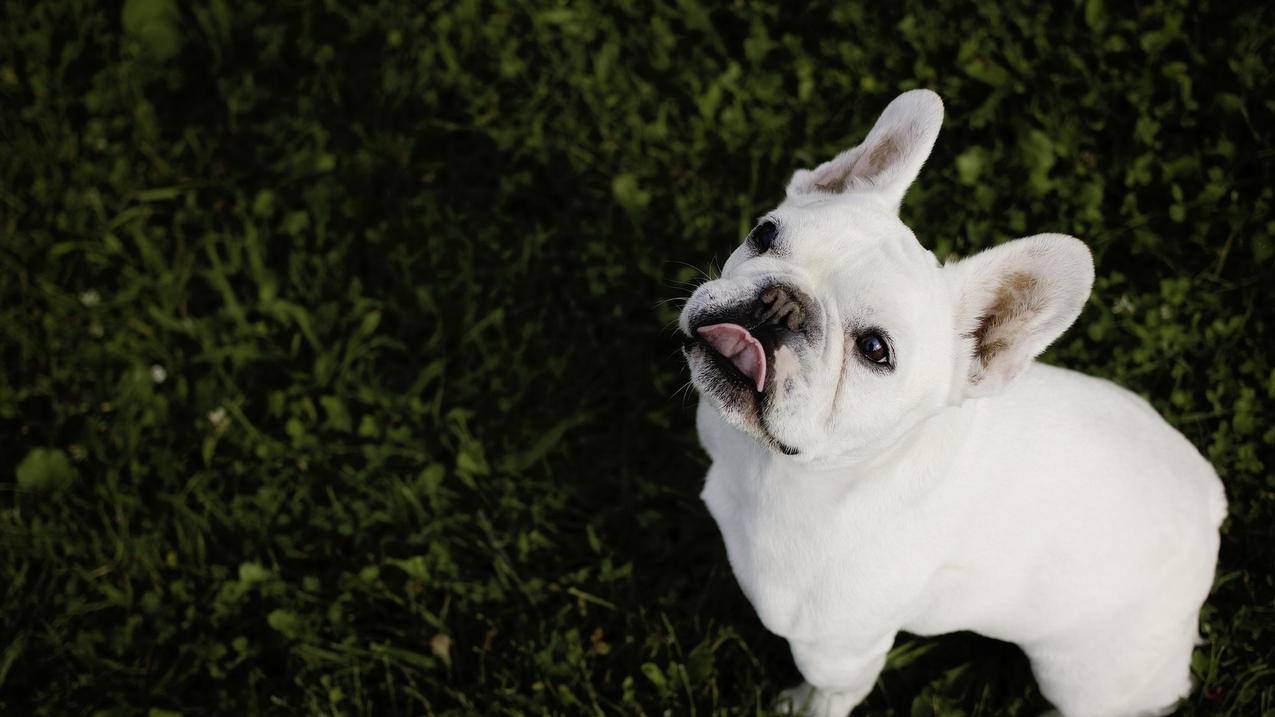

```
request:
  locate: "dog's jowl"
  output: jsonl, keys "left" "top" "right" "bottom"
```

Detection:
{"left": 679, "top": 90, "right": 1225, "bottom": 717}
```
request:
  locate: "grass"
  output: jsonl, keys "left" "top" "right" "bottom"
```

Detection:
{"left": 1, "top": 0, "right": 1272, "bottom": 714}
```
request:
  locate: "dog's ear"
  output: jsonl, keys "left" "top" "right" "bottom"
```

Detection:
{"left": 786, "top": 89, "right": 943, "bottom": 212}
{"left": 947, "top": 234, "right": 1094, "bottom": 399}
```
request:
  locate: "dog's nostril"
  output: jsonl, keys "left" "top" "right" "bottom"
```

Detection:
{"left": 756, "top": 286, "right": 806, "bottom": 331}
{"left": 787, "top": 306, "right": 804, "bottom": 331}
{"left": 760, "top": 286, "right": 786, "bottom": 307}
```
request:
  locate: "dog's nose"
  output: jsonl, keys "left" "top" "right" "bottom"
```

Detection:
{"left": 756, "top": 285, "right": 806, "bottom": 331}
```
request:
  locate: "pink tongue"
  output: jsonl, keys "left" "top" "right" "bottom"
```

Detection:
{"left": 697, "top": 323, "right": 767, "bottom": 392}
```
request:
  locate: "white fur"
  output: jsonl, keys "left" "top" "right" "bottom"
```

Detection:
{"left": 680, "top": 90, "right": 1226, "bottom": 717}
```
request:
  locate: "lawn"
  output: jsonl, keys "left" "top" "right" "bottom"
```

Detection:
{"left": 2, "top": 0, "right": 1272, "bottom": 714}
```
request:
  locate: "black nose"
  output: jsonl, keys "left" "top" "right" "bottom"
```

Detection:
{"left": 755, "top": 285, "right": 806, "bottom": 331}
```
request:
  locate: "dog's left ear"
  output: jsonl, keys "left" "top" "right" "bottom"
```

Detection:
{"left": 947, "top": 234, "right": 1094, "bottom": 399}
{"left": 786, "top": 89, "right": 944, "bottom": 211}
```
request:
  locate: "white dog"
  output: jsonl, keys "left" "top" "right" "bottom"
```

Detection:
{"left": 679, "top": 90, "right": 1226, "bottom": 717}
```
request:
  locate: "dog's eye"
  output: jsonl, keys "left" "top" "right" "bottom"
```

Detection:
{"left": 857, "top": 333, "right": 890, "bottom": 365}
{"left": 750, "top": 220, "right": 777, "bottom": 253}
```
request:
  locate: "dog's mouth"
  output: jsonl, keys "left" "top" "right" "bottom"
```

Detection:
{"left": 681, "top": 283, "right": 816, "bottom": 455}
{"left": 681, "top": 283, "right": 814, "bottom": 396}
{"left": 696, "top": 323, "right": 768, "bottom": 391}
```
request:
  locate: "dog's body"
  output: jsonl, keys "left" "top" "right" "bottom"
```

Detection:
{"left": 680, "top": 91, "right": 1225, "bottom": 717}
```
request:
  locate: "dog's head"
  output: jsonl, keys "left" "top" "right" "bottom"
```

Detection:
{"left": 680, "top": 90, "right": 1094, "bottom": 460}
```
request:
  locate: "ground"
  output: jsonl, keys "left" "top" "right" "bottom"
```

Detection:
{"left": 2, "top": 0, "right": 1272, "bottom": 714}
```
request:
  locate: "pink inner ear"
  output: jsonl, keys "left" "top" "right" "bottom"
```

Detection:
{"left": 697, "top": 324, "right": 767, "bottom": 392}
{"left": 970, "top": 271, "right": 1043, "bottom": 370}
{"left": 810, "top": 149, "right": 861, "bottom": 193}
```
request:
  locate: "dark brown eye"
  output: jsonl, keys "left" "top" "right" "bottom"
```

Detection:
{"left": 857, "top": 333, "right": 889, "bottom": 364}
{"left": 750, "top": 220, "right": 777, "bottom": 253}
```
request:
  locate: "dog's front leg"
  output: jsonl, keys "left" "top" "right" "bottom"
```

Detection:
{"left": 774, "top": 634, "right": 894, "bottom": 717}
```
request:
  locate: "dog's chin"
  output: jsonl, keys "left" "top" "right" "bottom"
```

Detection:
{"left": 683, "top": 343, "right": 801, "bottom": 455}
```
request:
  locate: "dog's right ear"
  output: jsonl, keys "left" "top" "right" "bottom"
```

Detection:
{"left": 786, "top": 89, "right": 943, "bottom": 212}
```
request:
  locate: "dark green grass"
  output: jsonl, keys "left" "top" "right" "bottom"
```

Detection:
{"left": 2, "top": 0, "right": 1273, "bottom": 714}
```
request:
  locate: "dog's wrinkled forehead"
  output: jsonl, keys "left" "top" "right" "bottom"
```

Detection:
{"left": 746, "top": 195, "right": 939, "bottom": 280}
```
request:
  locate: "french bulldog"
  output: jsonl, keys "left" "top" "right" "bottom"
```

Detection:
{"left": 678, "top": 90, "right": 1227, "bottom": 717}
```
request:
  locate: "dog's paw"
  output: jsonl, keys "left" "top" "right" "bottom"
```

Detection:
{"left": 773, "top": 682, "right": 814, "bottom": 715}
{"left": 773, "top": 682, "right": 855, "bottom": 717}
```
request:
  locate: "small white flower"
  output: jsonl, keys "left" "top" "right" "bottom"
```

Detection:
{"left": 150, "top": 364, "right": 167, "bottom": 384}
{"left": 1160, "top": 305, "right": 1172, "bottom": 320}
{"left": 80, "top": 290, "right": 101, "bottom": 307}
{"left": 1112, "top": 295, "right": 1135, "bottom": 315}
{"left": 207, "top": 407, "right": 228, "bottom": 430}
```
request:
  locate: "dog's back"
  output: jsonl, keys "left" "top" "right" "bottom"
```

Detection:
{"left": 929, "top": 362, "right": 1224, "bottom": 715}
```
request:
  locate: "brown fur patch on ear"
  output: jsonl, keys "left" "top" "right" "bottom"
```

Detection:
{"left": 864, "top": 136, "right": 900, "bottom": 176}
{"left": 814, "top": 173, "right": 849, "bottom": 193}
{"left": 968, "top": 272, "right": 1043, "bottom": 370}
{"left": 813, "top": 136, "right": 903, "bottom": 193}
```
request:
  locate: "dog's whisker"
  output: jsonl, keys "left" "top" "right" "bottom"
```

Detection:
{"left": 666, "top": 260, "right": 713, "bottom": 283}
{"left": 662, "top": 316, "right": 690, "bottom": 333}
{"left": 669, "top": 377, "right": 696, "bottom": 406}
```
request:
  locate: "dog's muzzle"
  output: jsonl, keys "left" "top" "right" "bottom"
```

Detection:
{"left": 683, "top": 282, "right": 818, "bottom": 392}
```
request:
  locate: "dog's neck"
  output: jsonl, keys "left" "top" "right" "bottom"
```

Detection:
{"left": 699, "top": 393, "right": 981, "bottom": 498}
